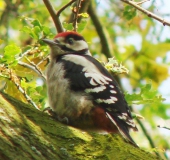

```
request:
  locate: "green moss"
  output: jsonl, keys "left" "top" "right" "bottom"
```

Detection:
{"left": 0, "top": 93, "right": 163, "bottom": 160}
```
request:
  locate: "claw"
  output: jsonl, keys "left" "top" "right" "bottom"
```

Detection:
{"left": 43, "top": 107, "right": 69, "bottom": 124}
{"left": 57, "top": 116, "right": 69, "bottom": 124}
{"left": 43, "top": 107, "right": 57, "bottom": 117}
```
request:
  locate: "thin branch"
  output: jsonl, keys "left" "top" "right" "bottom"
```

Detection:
{"left": 73, "top": 0, "right": 82, "bottom": 31}
{"left": 136, "top": 0, "right": 150, "bottom": 5}
{"left": 136, "top": 118, "right": 160, "bottom": 157}
{"left": 56, "top": 0, "right": 76, "bottom": 18}
{"left": 121, "top": 0, "right": 170, "bottom": 26}
{"left": 0, "top": 70, "right": 40, "bottom": 110}
{"left": 43, "top": 0, "right": 64, "bottom": 32}
{"left": 87, "top": 2, "right": 113, "bottom": 58}
{"left": 36, "top": 55, "right": 49, "bottom": 67}
{"left": 157, "top": 125, "right": 170, "bottom": 131}
{"left": 68, "top": 0, "right": 91, "bottom": 23}
{"left": 18, "top": 61, "right": 46, "bottom": 81}
{"left": 16, "top": 49, "right": 32, "bottom": 61}
{"left": 43, "top": 0, "right": 76, "bottom": 33}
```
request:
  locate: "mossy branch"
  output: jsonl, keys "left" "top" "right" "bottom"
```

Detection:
{"left": 0, "top": 92, "right": 163, "bottom": 160}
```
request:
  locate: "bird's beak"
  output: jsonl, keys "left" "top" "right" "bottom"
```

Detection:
{"left": 42, "top": 39, "right": 58, "bottom": 46}
{"left": 42, "top": 39, "right": 63, "bottom": 48}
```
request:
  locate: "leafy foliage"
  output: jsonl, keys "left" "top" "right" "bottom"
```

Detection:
{"left": 125, "top": 82, "right": 165, "bottom": 105}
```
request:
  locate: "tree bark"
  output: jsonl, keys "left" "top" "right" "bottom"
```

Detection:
{"left": 0, "top": 92, "right": 162, "bottom": 160}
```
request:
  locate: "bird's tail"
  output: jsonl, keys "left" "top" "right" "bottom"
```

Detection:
{"left": 106, "top": 112, "right": 138, "bottom": 147}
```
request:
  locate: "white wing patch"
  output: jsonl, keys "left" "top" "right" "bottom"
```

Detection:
{"left": 63, "top": 54, "right": 112, "bottom": 86}
{"left": 110, "top": 90, "right": 117, "bottom": 94}
{"left": 96, "top": 96, "right": 118, "bottom": 104}
{"left": 110, "top": 85, "right": 114, "bottom": 88}
{"left": 106, "top": 112, "right": 128, "bottom": 139}
{"left": 118, "top": 113, "right": 136, "bottom": 128}
{"left": 85, "top": 86, "right": 106, "bottom": 93}
{"left": 85, "top": 73, "right": 112, "bottom": 86}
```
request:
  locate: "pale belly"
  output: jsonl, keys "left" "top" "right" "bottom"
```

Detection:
{"left": 46, "top": 61, "right": 94, "bottom": 119}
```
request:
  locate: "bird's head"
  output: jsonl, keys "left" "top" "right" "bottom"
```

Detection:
{"left": 43, "top": 31, "right": 90, "bottom": 58}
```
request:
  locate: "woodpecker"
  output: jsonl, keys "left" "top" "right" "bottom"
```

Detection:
{"left": 43, "top": 31, "right": 138, "bottom": 146}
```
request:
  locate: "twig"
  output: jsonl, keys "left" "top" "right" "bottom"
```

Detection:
{"left": 87, "top": 2, "right": 113, "bottom": 58}
{"left": 136, "top": 0, "right": 150, "bottom": 5}
{"left": 56, "top": 0, "right": 77, "bottom": 18}
{"left": 18, "top": 61, "right": 46, "bottom": 81}
{"left": 16, "top": 49, "right": 32, "bottom": 61}
{"left": 36, "top": 54, "right": 49, "bottom": 67}
{"left": 72, "top": 0, "right": 82, "bottom": 31}
{"left": 68, "top": 0, "right": 91, "bottom": 23}
{"left": 0, "top": 69, "right": 40, "bottom": 110}
{"left": 157, "top": 125, "right": 170, "bottom": 131}
{"left": 121, "top": 0, "right": 170, "bottom": 26}
{"left": 43, "top": 0, "right": 64, "bottom": 32}
{"left": 43, "top": 0, "right": 76, "bottom": 33}
{"left": 136, "top": 118, "right": 160, "bottom": 157}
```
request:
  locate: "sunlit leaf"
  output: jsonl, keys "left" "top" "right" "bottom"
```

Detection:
{"left": 31, "top": 19, "right": 42, "bottom": 29}
{"left": 63, "top": 22, "right": 73, "bottom": 31}
{"left": 123, "top": 5, "right": 136, "bottom": 20}
{"left": 77, "top": 20, "right": 87, "bottom": 32}
{"left": 125, "top": 82, "right": 165, "bottom": 105}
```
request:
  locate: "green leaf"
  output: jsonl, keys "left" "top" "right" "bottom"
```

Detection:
{"left": 42, "top": 26, "right": 51, "bottom": 36}
{"left": 63, "top": 22, "right": 73, "bottom": 31}
{"left": 79, "top": 13, "right": 89, "bottom": 18}
{"left": 31, "top": 19, "right": 42, "bottom": 29}
{"left": 4, "top": 44, "right": 21, "bottom": 56}
{"left": 125, "top": 82, "right": 165, "bottom": 105}
{"left": 32, "top": 26, "right": 41, "bottom": 39}
{"left": 123, "top": 5, "right": 136, "bottom": 20}
{"left": 77, "top": 20, "right": 87, "bottom": 32}
{"left": 21, "top": 26, "right": 32, "bottom": 33}
{"left": 0, "top": 44, "right": 21, "bottom": 65}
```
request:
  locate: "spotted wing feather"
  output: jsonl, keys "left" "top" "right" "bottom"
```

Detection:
{"left": 59, "top": 54, "right": 138, "bottom": 145}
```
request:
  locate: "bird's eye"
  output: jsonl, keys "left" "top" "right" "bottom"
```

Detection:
{"left": 67, "top": 38, "right": 74, "bottom": 45}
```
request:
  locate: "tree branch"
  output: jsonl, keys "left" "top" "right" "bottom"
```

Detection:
{"left": 72, "top": 0, "right": 82, "bottom": 31}
{"left": 18, "top": 61, "right": 46, "bottom": 81}
{"left": 42, "top": 0, "right": 64, "bottom": 32}
{"left": 121, "top": 0, "right": 170, "bottom": 26}
{"left": 43, "top": 0, "right": 77, "bottom": 33}
{"left": 158, "top": 125, "right": 170, "bottom": 131}
{"left": 0, "top": 69, "right": 40, "bottom": 110}
{"left": 68, "top": 0, "right": 91, "bottom": 23}
{"left": 0, "top": 92, "right": 163, "bottom": 160}
{"left": 87, "top": 2, "right": 113, "bottom": 58}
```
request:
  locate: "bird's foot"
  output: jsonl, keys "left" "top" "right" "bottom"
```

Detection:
{"left": 43, "top": 107, "right": 69, "bottom": 124}
{"left": 43, "top": 107, "right": 57, "bottom": 117}
{"left": 57, "top": 116, "right": 69, "bottom": 124}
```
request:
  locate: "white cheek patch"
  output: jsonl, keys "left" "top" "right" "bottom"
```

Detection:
{"left": 66, "top": 40, "right": 88, "bottom": 51}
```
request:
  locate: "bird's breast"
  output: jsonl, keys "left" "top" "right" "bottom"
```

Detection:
{"left": 46, "top": 60, "right": 93, "bottom": 119}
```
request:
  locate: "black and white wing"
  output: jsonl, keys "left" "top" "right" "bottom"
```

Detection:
{"left": 60, "top": 54, "right": 138, "bottom": 144}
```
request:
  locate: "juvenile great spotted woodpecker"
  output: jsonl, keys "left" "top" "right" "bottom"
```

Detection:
{"left": 43, "top": 31, "right": 138, "bottom": 146}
